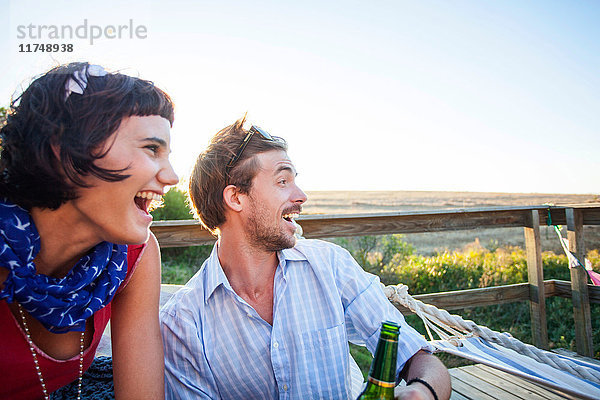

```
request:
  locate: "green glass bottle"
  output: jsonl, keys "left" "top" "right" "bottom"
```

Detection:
{"left": 357, "top": 321, "right": 399, "bottom": 400}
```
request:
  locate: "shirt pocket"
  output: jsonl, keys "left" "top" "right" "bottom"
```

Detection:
{"left": 299, "top": 322, "right": 349, "bottom": 399}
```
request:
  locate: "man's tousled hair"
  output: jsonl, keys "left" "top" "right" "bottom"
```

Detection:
{"left": 189, "top": 116, "right": 287, "bottom": 233}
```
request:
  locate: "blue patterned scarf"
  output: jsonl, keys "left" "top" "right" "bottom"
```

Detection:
{"left": 0, "top": 200, "right": 128, "bottom": 333}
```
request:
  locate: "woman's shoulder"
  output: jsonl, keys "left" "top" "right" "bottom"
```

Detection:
{"left": 115, "top": 242, "right": 150, "bottom": 293}
{"left": 117, "top": 234, "right": 160, "bottom": 293}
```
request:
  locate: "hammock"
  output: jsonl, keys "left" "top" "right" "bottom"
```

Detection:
{"left": 384, "top": 284, "right": 600, "bottom": 400}
{"left": 553, "top": 224, "right": 600, "bottom": 285}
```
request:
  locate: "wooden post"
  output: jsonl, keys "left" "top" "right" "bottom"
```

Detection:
{"left": 524, "top": 210, "right": 548, "bottom": 349}
{"left": 566, "top": 208, "right": 593, "bottom": 357}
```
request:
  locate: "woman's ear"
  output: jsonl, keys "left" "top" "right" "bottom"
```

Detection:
{"left": 223, "top": 184, "right": 243, "bottom": 212}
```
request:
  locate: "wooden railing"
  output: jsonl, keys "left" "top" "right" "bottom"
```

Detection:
{"left": 151, "top": 204, "right": 600, "bottom": 357}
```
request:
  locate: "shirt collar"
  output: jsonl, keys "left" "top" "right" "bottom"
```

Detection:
{"left": 204, "top": 243, "right": 233, "bottom": 304}
{"left": 204, "top": 242, "right": 308, "bottom": 303}
{"left": 277, "top": 245, "right": 308, "bottom": 275}
{"left": 279, "top": 245, "right": 307, "bottom": 263}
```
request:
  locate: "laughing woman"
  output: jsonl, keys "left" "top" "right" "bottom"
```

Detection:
{"left": 0, "top": 62, "right": 178, "bottom": 399}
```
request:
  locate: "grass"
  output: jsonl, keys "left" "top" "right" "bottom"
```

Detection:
{"left": 160, "top": 246, "right": 211, "bottom": 284}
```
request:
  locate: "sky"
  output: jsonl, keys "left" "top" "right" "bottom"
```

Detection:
{"left": 1, "top": 0, "right": 598, "bottom": 194}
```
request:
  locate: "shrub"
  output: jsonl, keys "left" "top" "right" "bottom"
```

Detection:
{"left": 151, "top": 188, "right": 193, "bottom": 220}
{"left": 333, "top": 234, "right": 415, "bottom": 283}
{"left": 335, "top": 234, "right": 581, "bottom": 294}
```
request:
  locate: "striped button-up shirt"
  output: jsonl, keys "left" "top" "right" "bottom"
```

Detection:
{"left": 160, "top": 239, "right": 430, "bottom": 399}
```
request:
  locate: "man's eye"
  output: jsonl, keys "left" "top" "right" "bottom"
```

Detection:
{"left": 145, "top": 145, "right": 159, "bottom": 154}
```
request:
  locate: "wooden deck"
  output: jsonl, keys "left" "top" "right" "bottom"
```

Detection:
{"left": 450, "top": 364, "right": 582, "bottom": 400}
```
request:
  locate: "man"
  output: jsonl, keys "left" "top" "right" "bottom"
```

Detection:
{"left": 160, "top": 117, "right": 451, "bottom": 400}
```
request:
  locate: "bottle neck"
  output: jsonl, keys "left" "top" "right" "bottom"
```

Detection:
{"left": 358, "top": 329, "right": 399, "bottom": 399}
{"left": 368, "top": 332, "right": 398, "bottom": 386}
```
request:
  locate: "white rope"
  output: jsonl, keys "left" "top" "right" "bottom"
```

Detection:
{"left": 384, "top": 283, "right": 600, "bottom": 384}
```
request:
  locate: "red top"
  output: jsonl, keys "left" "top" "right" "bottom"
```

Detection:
{"left": 0, "top": 244, "right": 146, "bottom": 400}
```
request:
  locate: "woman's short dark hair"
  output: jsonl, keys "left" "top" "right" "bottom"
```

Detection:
{"left": 0, "top": 62, "right": 174, "bottom": 210}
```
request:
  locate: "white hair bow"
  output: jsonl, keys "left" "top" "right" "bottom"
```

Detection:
{"left": 64, "top": 64, "right": 107, "bottom": 100}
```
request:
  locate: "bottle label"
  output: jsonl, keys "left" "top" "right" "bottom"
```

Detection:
{"left": 367, "top": 376, "right": 395, "bottom": 388}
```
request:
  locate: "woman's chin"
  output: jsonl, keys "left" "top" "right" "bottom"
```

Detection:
{"left": 109, "top": 227, "right": 151, "bottom": 246}
{"left": 129, "top": 230, "right": 151, "bottom": 245}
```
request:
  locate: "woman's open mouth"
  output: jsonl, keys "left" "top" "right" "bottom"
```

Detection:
{"left": 134, "top": 191, "right": 163, "bottom": 214}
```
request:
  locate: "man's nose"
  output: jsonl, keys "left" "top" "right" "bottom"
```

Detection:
{"left": 293, "top": 184, "right": 307, "bottom": 204}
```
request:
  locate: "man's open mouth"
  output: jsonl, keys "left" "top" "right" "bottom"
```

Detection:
{"left": 282, "top": 212, "right": 300, "bottom": 222}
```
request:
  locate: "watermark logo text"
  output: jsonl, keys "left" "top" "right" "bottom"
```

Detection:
{"left": 16, "top": 19, "right": 147, "bottom": 45}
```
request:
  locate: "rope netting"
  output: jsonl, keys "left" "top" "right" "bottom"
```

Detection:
{"left": 383, "top": 283, "right": 600, "bottom": 384}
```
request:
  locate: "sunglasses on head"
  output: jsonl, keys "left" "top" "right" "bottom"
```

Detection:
{"left": 225, "top": 125, "right": 282, "bottom": 175}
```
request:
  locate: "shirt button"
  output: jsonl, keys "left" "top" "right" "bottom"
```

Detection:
{"left": 247, "top": 313, "right": 252, "bottom": 318}
{"left": 273, "top": 342, "right": 279, "bottom": 349}
{"left": 283, "top": 384, "right": 288, "bottom": 391}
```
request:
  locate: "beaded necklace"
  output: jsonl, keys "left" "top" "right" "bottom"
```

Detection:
{"left": 17, "top": 303, "right": 85, "bottom": 400}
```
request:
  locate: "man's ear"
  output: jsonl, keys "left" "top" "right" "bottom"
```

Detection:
{"left": 223, "top": 184, "right": 244, "bottom": 212}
